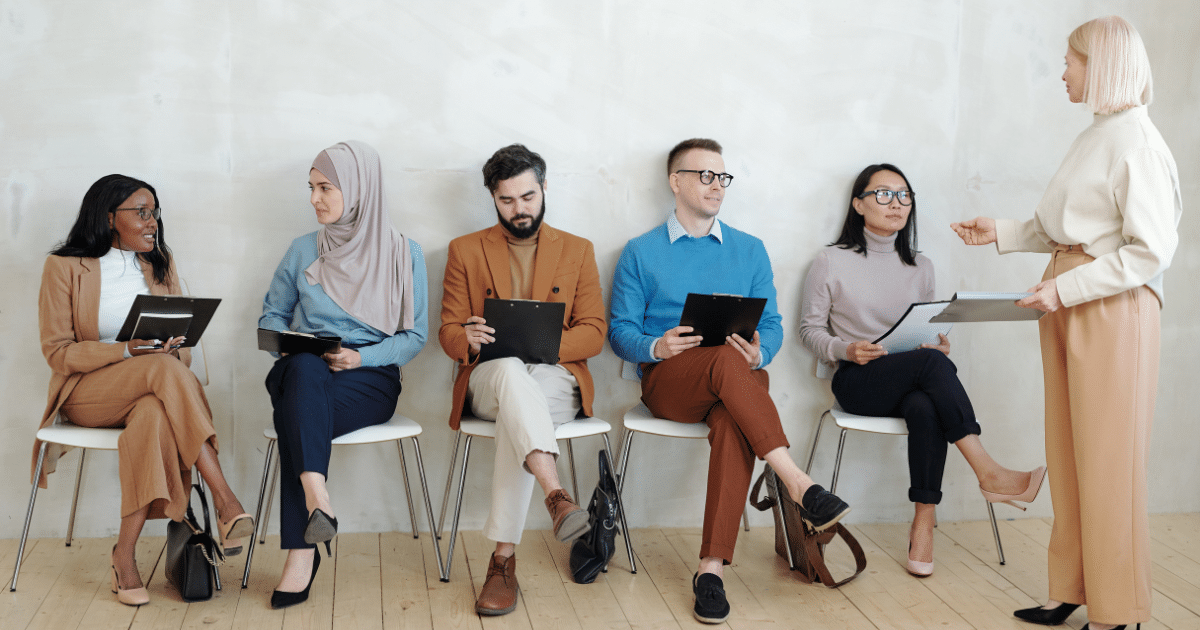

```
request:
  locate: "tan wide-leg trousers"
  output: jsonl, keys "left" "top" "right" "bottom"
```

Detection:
{"left": 1041, "top": 245, "right": 1158, "bottom": 625}
{"left": 60, "top": 354, "right": 217, "bottom": 521}
{"left": 468, "top": 358, "right": 582, "bottom": 544}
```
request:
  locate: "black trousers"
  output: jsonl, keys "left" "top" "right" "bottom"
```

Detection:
{"left": 265, "top": 352, "right": 400, "bottom": 549}
{"left": 831, "top": 348, "right": 980, "bottom": 504}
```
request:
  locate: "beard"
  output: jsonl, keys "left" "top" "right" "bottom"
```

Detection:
{"left": 496, "top": 199, "right": 546, "bottom": 239}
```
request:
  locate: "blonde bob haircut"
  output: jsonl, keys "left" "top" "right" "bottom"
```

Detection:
{"left": 1068, "top": 16, "right": 1153, "bottom": 114}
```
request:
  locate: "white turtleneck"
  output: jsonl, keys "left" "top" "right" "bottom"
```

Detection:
{"left": 97, "top": 248, "right": 151, "bottom": 343}
{"left": 799, "top": 229, "right": 935, "bottom": 366}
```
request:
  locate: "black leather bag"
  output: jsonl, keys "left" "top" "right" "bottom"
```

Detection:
{"left": 165, "top": 484, "right": 224, "bottom": 602}
{"left": 569, "top": 450, "right": 620, "bottom": 584}
{"left": 750, "top": 465, "right": 866, "bottom": 588}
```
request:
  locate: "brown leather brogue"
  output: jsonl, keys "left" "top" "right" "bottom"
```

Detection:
{"left": 544, "top": 488, "right": 590, "bottom": 542}
{"left": 475, "top": 553, "right": 518, "bottom": 616}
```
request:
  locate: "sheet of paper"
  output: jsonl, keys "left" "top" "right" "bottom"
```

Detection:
{"left": 873, "top": 302, "right": 953, "bottom": 353}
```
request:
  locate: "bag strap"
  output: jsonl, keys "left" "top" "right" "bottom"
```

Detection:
{"left": 749, "top": 468, "right": 776, "bottom": 511}
{"left": 597, "top": 449, "right": 616, "bottom": 494}
{"left": 189, "top": 484, "right": 226, "bottom": 567}
{"left": 805, "top": 523, "right": 866, "bottom": 588}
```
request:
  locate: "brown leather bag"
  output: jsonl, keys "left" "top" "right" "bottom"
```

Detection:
{"left": 750, "top": 465, "right": 866, "bottom": 587}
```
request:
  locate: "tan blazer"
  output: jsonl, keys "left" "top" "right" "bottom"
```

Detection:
{"left": 33, "top": 254, "right": 188, "bottom": 487}
{"left": 438, "top": 223, "right": 606, "bottom": 430}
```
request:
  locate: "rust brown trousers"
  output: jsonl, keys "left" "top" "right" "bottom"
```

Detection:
{"left": 1041, "top": 245, "right": 1158, "bottom": 625}
{"left": 641, "top": 344, "right": 789, "bottom": 563}
{"left": 36, "top": 255, "right": 216, "bottom": 521}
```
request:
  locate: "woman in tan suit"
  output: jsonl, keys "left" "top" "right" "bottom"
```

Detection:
{"left": 37, "top": 174, "right": 252, "bottom": 606}
{"left": 954, "top": 17, "right": 1180, "bottom": 630}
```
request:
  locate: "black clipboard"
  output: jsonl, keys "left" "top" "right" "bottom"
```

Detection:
{"left": 478, "top": 298, "right": 565, "bottom": 365}
{"left": 257, "top": 328, "right": 342, "bottom": 355}
{"left": 679, "top": 293, "right": 767, "bottom": 347}
{"left": 115, "top": 295, "right": 221, "bottom": 348}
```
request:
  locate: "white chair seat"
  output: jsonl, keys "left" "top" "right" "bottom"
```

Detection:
{"left": 829, "top": 405, "right": 907, "bottom": 435}
{"left": 622, "top": 403, "right": 709, "bottom": 439}
{"left": 458, "top": 415, "right": 611, "bottom": 440}
{"left": 262, "top": 414, "right": 422, "bottom": 445}
{"left": 35, "top": 422, "right": 123, "bottom": 450}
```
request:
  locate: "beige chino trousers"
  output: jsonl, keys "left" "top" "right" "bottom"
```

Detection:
{"left": 1041, "top": 245, "right": 1158, "bottom": 625}
{"left": 468, "top": 358, "right": 582, "bottom": 544}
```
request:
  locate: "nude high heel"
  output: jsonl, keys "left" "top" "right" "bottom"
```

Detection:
{"left": 981, "top": 466, "right": 1047, "bottom": 510}
{"left": 110, "top": 547, "right": 150, "bottom": 607}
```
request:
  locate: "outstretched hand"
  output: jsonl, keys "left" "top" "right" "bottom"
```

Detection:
{"left": 950, "top": 216, "right": 997, "bottom": 246}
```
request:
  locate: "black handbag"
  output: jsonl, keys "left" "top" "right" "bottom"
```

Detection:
{"left": 165, "top": 483, "right": 225, "bottom": 602}
{"left": 750, "top": 465, "right": 866, "bottom": 587}
{"left": 569, "top": 450, "right": 621, "bottom": 584}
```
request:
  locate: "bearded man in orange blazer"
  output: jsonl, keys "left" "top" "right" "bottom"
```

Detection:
{"left": 439, "top": 144, "right": 606, "bottom": 616}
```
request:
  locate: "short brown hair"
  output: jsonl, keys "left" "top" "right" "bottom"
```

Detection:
{"left": 667, "top": 138, "right": 722, "bottom": 175}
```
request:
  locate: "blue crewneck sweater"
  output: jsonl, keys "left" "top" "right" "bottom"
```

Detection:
{"left": 609, "top": 220, "right": 783, "bottom": 368}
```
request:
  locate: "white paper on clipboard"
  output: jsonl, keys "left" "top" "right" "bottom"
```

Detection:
{"left": 872, "top": 302, "right": 954, "bottom": 353}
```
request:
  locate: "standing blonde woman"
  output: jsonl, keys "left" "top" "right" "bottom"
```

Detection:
{"left": 953, "top": 16, "right": 1181, "bottom": 630}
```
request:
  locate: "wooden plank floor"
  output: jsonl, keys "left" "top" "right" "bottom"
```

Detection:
{"left": 3, "top": 514, "right": 1198, "bottom": 630}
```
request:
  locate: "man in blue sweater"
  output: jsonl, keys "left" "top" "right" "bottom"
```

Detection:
{"left": 609, "top": 138, "right": 851, "bottom": 624}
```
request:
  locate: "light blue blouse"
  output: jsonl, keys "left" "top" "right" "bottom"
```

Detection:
{"left": 259, "top": 232, "right": 428, "bottom": 368}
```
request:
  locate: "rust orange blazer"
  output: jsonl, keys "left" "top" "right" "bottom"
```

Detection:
{"left": 33, "top": 254, "right": 190, "bottom": 488}
{"left": 438, "top": 223, "right": 606, "bottom": 430}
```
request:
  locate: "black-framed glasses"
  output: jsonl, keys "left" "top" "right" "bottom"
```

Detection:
{"left": 110, "top": 206, "right": 161, "bottom": 221}
{"left": 675, "top": 169, "right": 734, "bottom": 187}
{"left": 857, "top": 189, "right": 914, "bottom": 206}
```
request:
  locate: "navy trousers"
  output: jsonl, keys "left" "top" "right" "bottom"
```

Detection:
{"left": 265, "top": 353, "right": 401, "bottom": 549}
{"left": 831, "top": 348, "right": 980, "bottom": 504}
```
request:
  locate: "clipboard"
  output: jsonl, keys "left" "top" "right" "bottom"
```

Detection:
{"left": 115, "top": 294, "right": 220, "bottom": 348}
{"left": 872, "top": 302, "right": 954, "bottom": 353}
{"left": 679, "top": 293, "right": 767, "bottom": 347}
{"left": 257, "top": 328, "right": 343, "bottom": 355}
{"left": 478, "top": 298, "right": 565, "bottom": 365}
{"left": 928, "top": 292, "right": 1042, "bottom": 323}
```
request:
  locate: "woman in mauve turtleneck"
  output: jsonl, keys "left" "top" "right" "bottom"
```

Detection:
{"left": 799, "top": 163, "right": 1045, "bottom": 579}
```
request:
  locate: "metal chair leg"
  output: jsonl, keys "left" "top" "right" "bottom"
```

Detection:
{"left": 409, "top": 437, "right": 446, "bottom": 580}
{"left": 260, "top": 455, "right": 280, "bottom": 545}
{"left": 441, "top": 435, "right": 474, "bottom": 582}
{"left": 742, "top": 507, "right": 750, "bottom": 532}
{"left": 396, "top": 441, "right": 419, "bottom": 539}
{"left": 243, "top": 439, "right": 276, "bottom": 588}
{"left": 805, "top": 411, "right": 830, "bottom": 475}
{"left": 436, "top": 432, "right": 463, "bottom": 540}
{"left": 987, "top": 501, "right": 1006, "bottom": 565}
{"left": 66, "top": 448, "right": 87, "bottom": 547}
{"left": 11, "top": 443, "right": 47, "bottom": 591}
{"left": 830, "top": 428, "right": 849, "bottom": 494}
{"left": 566, "top": 439, "right": 579, "bottom": 500}
{"left": 602, "top": 434, "right": 637, "bottom": 574}
{"left": 616, "top": 430, "right": 635, "bottom": 495}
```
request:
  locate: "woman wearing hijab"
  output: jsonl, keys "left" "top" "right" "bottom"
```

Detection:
{"left": 37, "top": 174, "right": 252, "bottom": 607}
{"left": 259, "top": 140, "right": 428, "bottom": 609}
{"left": 954, "top": 16, "right": 1179, "bottom": 630}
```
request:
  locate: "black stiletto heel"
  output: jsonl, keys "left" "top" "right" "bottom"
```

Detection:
{"left": 270, "top": 551, "right": 321, "bottom": 609}
{"left": 303, "top": 508, "right": 338, "bottom": 557}
{"left": 1013, "top": 603, "right": 1080, "bottom": 625}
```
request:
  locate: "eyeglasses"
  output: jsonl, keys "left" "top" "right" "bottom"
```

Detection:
{"left": 857, "top": 189, "right": 914, "bottom": 206}
{"left": 110, "top": 206, "right": 161, "bottom": 221}
{"left": 675, "top": 169, "right": 734, "bottom": 188}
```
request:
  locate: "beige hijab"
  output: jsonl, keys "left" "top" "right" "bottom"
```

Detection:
{"left": 304, "top": 140, "right": 415, "bottom": 333}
